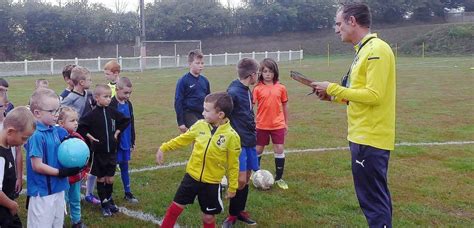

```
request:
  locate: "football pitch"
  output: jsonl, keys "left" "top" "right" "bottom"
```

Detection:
{"left": 7, "top": 56, "right": 474, "bottom": 227}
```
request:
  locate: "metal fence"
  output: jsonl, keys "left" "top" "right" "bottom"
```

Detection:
{"left": 0, "top": 50, "right": 303, "bottom": 77}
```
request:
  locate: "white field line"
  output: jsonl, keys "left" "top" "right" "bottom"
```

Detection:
{"left": 118, "top": 206, "right": 167, "bottom": 226}
{"left": 397, "top": 59, "right": 472, "bottom": 66}
{"left": 128, "top": 140, "right": 474, "bottom": 174}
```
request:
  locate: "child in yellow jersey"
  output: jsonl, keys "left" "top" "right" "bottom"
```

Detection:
{"left": 156, "top": 92, "right": 241, "bottom": 228}
{"left": 103, "top": 60, "right": 120, "bottom": 97}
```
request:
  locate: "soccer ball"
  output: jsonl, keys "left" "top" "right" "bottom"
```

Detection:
{"left": 58, "top": 138, "right": 90, "bottom": 168}
{"left": 251, "top": 169, "right": 274, "bottom": 190}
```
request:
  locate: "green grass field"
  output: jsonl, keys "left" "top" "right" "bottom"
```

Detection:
{"left": 5, "top": 56, "right": 474, "bottom": 227}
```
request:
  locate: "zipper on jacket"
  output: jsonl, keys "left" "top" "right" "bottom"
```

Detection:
{"left": 103, "top": 108, "right": 110, "bottom": 153}
{"left": 199, "top": 125, "right": 215, "bottom": 182}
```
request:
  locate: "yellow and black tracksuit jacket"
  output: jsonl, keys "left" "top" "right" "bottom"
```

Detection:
{"left": 328, "top": 33, "right": 396, "bottom": 151}
{"left": 160, "top": 119, "right": 241, "bottom": 193}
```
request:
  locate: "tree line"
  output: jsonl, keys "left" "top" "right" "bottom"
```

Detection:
{"left": 0, "top": 0, "right": 472, "bottom": 60}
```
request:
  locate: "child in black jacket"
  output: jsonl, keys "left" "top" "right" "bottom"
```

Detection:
{"left": 78, "top": 84, "right": 129, "bottom": 217}
{"left": 109, "top": 77, "right": 138, "bottom": 203}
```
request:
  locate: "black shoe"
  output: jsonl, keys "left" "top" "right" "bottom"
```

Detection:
{"left": 124, "top": 192, "right": 139, "bottom": 203}
{"left": 101, "top": 206, "right": 112, "bottom": 217}
{"left": 108, "top": 198, "right": 120, "bottom": 213}
{"left": 237, "top": 211, "right": 257, "bottom": 225}
{"left": 71, "top": 221, "right": 87, "bottom": 228}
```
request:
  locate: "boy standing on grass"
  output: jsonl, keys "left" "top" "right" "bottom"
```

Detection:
{"left": 156, "top": 92, "right": 241, "bottom": 228}
{"left": 0, "top": 93, "right": 24, "bottom": 201}
{"left": 78, "top": 84, "right": 130, "bottom": 217}
{"left": 0, "top": 107, "right": 35, "bottom": 228}
{"left": 109, "top": 77, "right": 138, "bottom": 203}
{"left": 174, "top": 49, "right": 210, "bottom": 133}
{"left": 61, "top": 66, "right": 94, "bottom": 117}
{"left": 25, "top": 88, "right": 83, "bottom": 227}
{"left": 61, "top": 66, "right": 99, "bottom": 205}
{"left": 104, "top": 60, "right": 121, "bottom": 98}
{"left": 223, "top": 58, "right": 260, "bottom": 227}
{"left": 60, "top": 64, "right": 76, "bottom": 100}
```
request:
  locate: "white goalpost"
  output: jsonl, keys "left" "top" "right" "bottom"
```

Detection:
{"left": 141, "top": 40, "right": 202, "bottom": 57}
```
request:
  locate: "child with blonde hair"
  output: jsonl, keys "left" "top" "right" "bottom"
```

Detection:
{"left": 58, "top": 107, "right": 88, "bottom": 228}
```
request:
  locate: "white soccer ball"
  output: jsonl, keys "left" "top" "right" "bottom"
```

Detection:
{"left": 251, "top": 170, "right": 274, "bottom": 190}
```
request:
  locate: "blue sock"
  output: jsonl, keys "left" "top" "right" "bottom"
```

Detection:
{"left": 119, "top": 162, "right": 131, "bottom": 193}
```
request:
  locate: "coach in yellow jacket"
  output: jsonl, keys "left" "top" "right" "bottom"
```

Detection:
{"left": 313, "top": 3, "right": 396, "bottom": 228}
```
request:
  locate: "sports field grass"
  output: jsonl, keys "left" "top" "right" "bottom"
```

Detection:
{"left": 5, "top": 56, "right": 474, "bottom": 227}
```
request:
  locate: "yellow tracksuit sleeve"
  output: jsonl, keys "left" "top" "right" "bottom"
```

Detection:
{"left": 159, "top": 127, "right": 197, "bottom": 152}
{"left": 226, "top": 134, "right": 241, "bottom": 193}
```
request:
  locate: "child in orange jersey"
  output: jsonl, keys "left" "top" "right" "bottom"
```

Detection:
{"left": 252, "top": 58, "right": 289, "bottom": 190}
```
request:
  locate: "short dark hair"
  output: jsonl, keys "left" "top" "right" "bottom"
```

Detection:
{"left": 205, "top": 92, "right": 233, "bottom": 118}
{"left": 338, "top": 2, "right": 371, "bottom": 28}
{"left": 258, "top": 58, "right": 279, "bottom": 83}
{"left": 237, "top": 58, "right": 258, "bottom": 80}
{"left": 0, "top": 78, "right": 9, "bottom": 88}
{"left": 188, "top": 49, "right": 203, "bottom": 63}
{"left": 62, "top": 64, "right": 76, "bottom": 79}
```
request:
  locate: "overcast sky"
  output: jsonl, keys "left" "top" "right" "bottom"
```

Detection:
{"left": 41, "top": 0, "right": 243, "bottom": 12}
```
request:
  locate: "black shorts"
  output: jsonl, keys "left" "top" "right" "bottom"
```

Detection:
{"left": 184, "top": 111, "right": 203, "bottom": 128}
{"left": 0, "top": 206, "right": 22, "bottom": 228}
{"left": 91, "top": 152, "right": 117, "bottom": 178}
{"left": 173, "top": 173, "right": 223, "bottom": 215}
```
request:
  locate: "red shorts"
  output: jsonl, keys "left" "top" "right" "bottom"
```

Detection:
{"left": 256, "top": 128, "right": 286, "bottom": 146}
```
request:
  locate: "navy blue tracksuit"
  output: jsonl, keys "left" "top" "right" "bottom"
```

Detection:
{"left": 350, "top": 142, "right": 392, "bottom": 228}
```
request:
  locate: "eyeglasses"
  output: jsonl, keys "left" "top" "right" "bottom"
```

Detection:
{"left": 39, "top": 107, "right": 60, "bottom": 115}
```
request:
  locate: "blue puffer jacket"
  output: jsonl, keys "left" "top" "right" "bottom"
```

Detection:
{"left": 227, "top": 79, "right": 256, "bottom": 147}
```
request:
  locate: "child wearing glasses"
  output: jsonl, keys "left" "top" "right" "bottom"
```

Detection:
{"left": 25, "top": 88, "right": 84, "bottom": 227}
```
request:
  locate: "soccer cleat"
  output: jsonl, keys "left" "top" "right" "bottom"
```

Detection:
{"left": 124, "top": 192, "right": 139, "bottom": 203}
{"left": 109, "top": 198, "right": 120, "bottom": 213}
{"left": 237, "top": 211, "right": 257, "bottom": 225}
{"left": 222, "top": 215, "right": 237, "bottom": 228}
{"left": 85, "top": 194, "right": 101, "bottom": 205}
{"left": 101, "top": 206, "right": 112, "bottom": 217}
{"left": 275, "top": 179, "right": 289, "bottom": 190}
{"left": 71, "top": 220, "right": 87, "bottom": 228}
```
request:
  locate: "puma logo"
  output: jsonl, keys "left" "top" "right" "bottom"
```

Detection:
{"left": 355, "top": 159, "right": 365, "bottom": 168}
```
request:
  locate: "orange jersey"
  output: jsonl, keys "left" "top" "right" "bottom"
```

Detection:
{"left": 252, "top": 82, "right": 288, "bottom": 130}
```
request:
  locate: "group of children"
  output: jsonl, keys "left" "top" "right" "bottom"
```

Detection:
{"left": 157, "top": 50, "right": 289, "bottom": 228}
{"left": 0, "top": 49, "right": 289, "bottom": 227}
{"left": 0, "top": 60, "right": 138, "bottom": 227}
